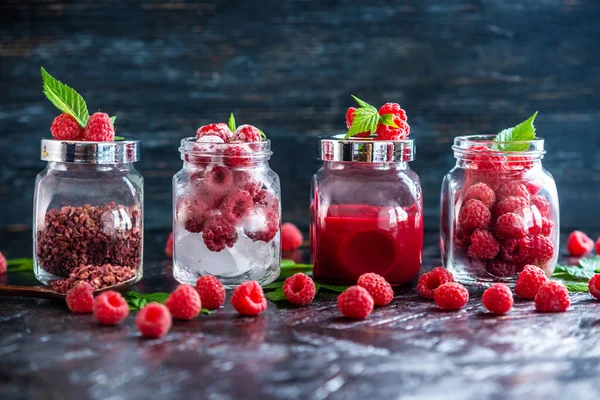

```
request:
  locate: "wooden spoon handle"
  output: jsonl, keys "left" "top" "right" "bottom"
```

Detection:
{"left": 0, "top": 285, "right": 64, "bottom": 300}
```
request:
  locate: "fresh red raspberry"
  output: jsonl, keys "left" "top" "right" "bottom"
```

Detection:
{"left": 495, "top": 182, "right": 531, "bottom": 202}
{"left": 219, "top": 189, "right": 253, "bottom": 223}
{"left": 494, "top": 213, "right": 527, "bottom": 239}
{"left": 196, "top": 122, "right": 232, "bottom": 142}
{"left": 467, "top": 146, "right": 506, "bottom": 171}
{"left": 417, "top": 267, "right": 455, "bottom": 299}
{"left": 375, "top": 117, "right": 410, "bottom": 141}
{"left": 50, "top": 113, "right": 84, "bottom": 140}
{"left": 453, "top": 227, "right": 471, "bottom": 250}
{"left": 588, "top": 274, "right": 600, "bottom": 300}
{"left": 379, "top": 102, "right": 407, "bottom": 121}
{"left": 528, "top": 216, "right": 554, "bottom": 237}
{"left": 464, "top": 183, "right": 496, "bottom": 209}
{"left": 195, "top": 275, "right": 226, "bottom": 310}
{"left": 337, "top": 286, "right": 374, "bottom": 319}
{"left": 596, "top": 237, "right": 600, "bottom": 255}
{"left": 566, "top": 230, "right": 594, "bottom": 257}
{"left": 482, "top": 283, "right": 513, "bottom": 314}
{"left": 93, "top": 291, "right": 129, "bottom": 325}
{"left": 496, "top": 196, "right": 529, "bottom": 216}
{"left": 83, "top": 112, "right": 115, "bottom": 142}
{"left": 499, "top": 238, "right": 529, "bottom": 263}
{"left": 232, "top": 124, "right": 263, "bottom": 143}
{"left": 283, "top": 273, "right": 316, "bottom": 306}
{"left": 531, "top": 195, "right": 550, "bottom": 216}
{"left": 357, "top": 272, "right": 394, "bottom": 306}
{"left": 486, "top": 259, "right": 518, "bottom": 277}
{"left": 514, "top": 265, "right": 548, "bottom": 299}
{"left": 233, "top": 170, "right": 262, "bottom": 196}
{"left": 459, "top": 199, "right": 491, "bottom": 232}
{"left": 345, "top": 107, "right": 370, "bottom": 137}
{"left": 434, "top": 282, "right": 469, "bottom": 310}
{"left": 281, "top": 222, "right": 303, "bottom": 252}
{"left": 245, "top": 207, "right": 279, "bottom": 242}
{"left": 535, "top": 281, "right": 570, "bottom": 312}
{"left": 526, "top": 235, "right": 554, "bottom": 265}
{"left": 0, "top": 252, "right": 6, "bottom": 274}
{"left": 231, "top": 281, "right": 267, "bottom": 316}
{"left": 224, "top": 144, "right": 251, "bottom": 167}
{"left": 135, "top": 302, "right": 172, "bottom": 339}
{"left": 165, "top": 232, "right": 173, "bottom": 258}
{"left": 165, "top": 284, "right": 201, "bottom": 320}
{"left": 253, "top": 189, "right": 280, "bottom": 213}
{"left": 202, "top": 215, "right": 238, "bottom": 252}
{"left": 204, "top": 165, "right": 234, "bottom": 194}
{"left": 177, "top": 196, "right": 211, "bottom": 233}
{"left": 66, "top": 281, "right": 94, "bottom": 313}
{"left": 468, "top": 230, "right": 499, "bottom": 259}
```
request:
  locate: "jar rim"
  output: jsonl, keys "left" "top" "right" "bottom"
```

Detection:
{"left": 453, "top": 134, "right": 545, "bottom": 154}
{"left": 319, "top": 134, "right": 414, "bottom": 163}
{"left": 178, "top": 137, "right": 272, "bottom": 161}
{"left": 41, "top": 137, "right": 140, "bottom": 164}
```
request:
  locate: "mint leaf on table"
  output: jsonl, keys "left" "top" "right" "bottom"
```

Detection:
{"left": 492, "top": 111, "right": 538, "bottom": 152}
{"left": 564, "top": 282, "right": 590, "bottom": 293}
{"left": 315, "top": 283, "right": 348, "bottom": 293}
{"left": 265, "top": 287, "right": 287, "bottom": 302}
{"left": 551, "top": 256, "right": 600, "bottom": 292}
{"left": 228, "top": 113, "right": 236, "bottom": 132}
{"left": 41, "top": 67, "right": 89, "bottom": 128}
{"left": 124, "top": 291, "right": 213, "bottom": 314}
{"left": 6, "top": 258, "right": 34, "bottom": 273}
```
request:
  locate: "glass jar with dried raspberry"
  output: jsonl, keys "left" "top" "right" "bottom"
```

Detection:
{"left": 173, "top": 118, "right": 281, "bottom": 288}
{"left": 34, "top": 138, "right": 143, "bottom": 289}
{"left": 441, "top": 129, "right": 559, "bottom": 285}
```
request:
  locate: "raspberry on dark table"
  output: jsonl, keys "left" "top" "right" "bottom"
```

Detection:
{"left": 357, "top": 273, "right": 394, "bottom": 306}
{"left": 337, "top": 286, "right": 374, "bottom": 319}
{"left": 283, "top": 273, "right": 316, "bottom": 306}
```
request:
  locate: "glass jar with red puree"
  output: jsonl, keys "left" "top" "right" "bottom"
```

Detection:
{"left": 311, "top": 136, "right": 423, "bottom": 285}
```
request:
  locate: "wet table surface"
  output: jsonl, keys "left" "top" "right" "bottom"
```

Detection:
{"left": 1, "top": 231, "right": 599, "bottom": 400}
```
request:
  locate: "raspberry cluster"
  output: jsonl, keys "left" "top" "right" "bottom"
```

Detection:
{"left": 345, "top": 101, "right": 410, "bottom": 140}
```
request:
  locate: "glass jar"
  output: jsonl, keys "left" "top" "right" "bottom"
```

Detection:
{"left": 173, "top": 138, "right": 281, "bottom": 287}
{"left": 34, "top": 138, "right": 143, "bottom": 291}
{"left": 440, "top": 135, "right": 559, "bottom": 285}
{"left": 311, "top": 135, "right": 424, "bottom": 285}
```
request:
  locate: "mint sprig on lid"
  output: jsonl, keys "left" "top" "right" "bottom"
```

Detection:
{"left": 344, "top": 95, "right": 399, "bottom": 139}
{"left": 492, "top": 111, "right": 538, "bottom": 151}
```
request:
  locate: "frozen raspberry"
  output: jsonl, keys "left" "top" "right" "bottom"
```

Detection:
{"left": 66, "top": 282, "right": 94, "bottom": 313}
{"left": 93, "top": 291, "right": 129, "bottom": 325}
{"left": 495, "top": 182, "right": 530, "bottom": 202}
{"left": 464, "top": 183, "right": 496, "bottom": 209}
{"left": 535, "top": 281, "right": 570, "bottom": 312}
{"left": 526, "top": 182, "right": 541, "bottom": 195}
{"left": 459, "top": 199, "right": 491, "bottom": 233}
{"left": 434, "top": 282, "right": 469, "bottom": 311}
{"left": 165, "top": 232, "right": 173, "bottom": 258}
{"left": 195, "top": 275, "right": 226, "bottom": 310}
{"left": 588, "top": 274, "right": 600, "bottom": 300}
{"left": 204, "top": 165, "right": 234, "bottom": 194}
{"left": 496, "top": 196, "right": 529, "bottom": 216}
{"left": 499, "top": 238, "right": 529, "bottom": 263}
{"left": 253, "top": 189, "right": 280, "bottom": 213}
{"left": 529, "top": 217, "right": 554, "bottom": 237}
{"left": 494, "top": 213, "right": 527, "bottom": 239}
{"left": 417, "top": 267, "right": 455, "bottom": 299}
{"left": 345, "top": 107, "right": 370, "bottom": 137}
{"left": 379, "top": 102, "right": 407, "bottom": 122}
{"left": 50, "top": 113, "right": 83, "bottom": 140}
{"left": 375, "top": 117, "right": 410, "bottom": 141}
{"left": 83, "top": 112, "right": 115, "bottom": 142}
{"left": 283, "top": 273, "right": 316, "bottom": 306}
{"left": 514, "top": 265, "right": 548, "bottom": 299}
{"left": 177, "top": 196, "right": 211, "bottom": 233}
{"left": 357, "top": 272, "right": 394, "bottom": 306}
{"left": 566, "top": 230, "right": 594, "bottom": 257}
{"left": 165, "top": 284, "right": 201, "bottom": 320}
{"left": 219, "top": 189, "right": 253, "bottom": 223}
{"left": 468, "top": 230, "right": 499, "bottom": 259}
{"left": 486, "top": 259, "right": 518, "bottom": 277}
{"left": 281, "top": 222, "right": 303, "bottom": 252}
{"left": 232, "top": 124, "right": 263, "bottom": 143}
{"left": 224, "top": 144, "right": 252, "bottom": 167}
{"left": 196, "top": 122, "right": 232, "bottom": 142}
{"left": 482, "top": 283, "right": 513, "bottom": 314}
{"left": 244, "top": 207, "right": 279, "bottom": 243}
{"left": 0, "top": 252, "right": 6, "bottom": 274}
{"left": 231, "top": 281, "right": 267, "bottom": 316}
{"left": 531, "top": 195, "right": 550, "bottom": 216}
{"left": 135, "top": 303, "right": 172, "bottom": 339}
{"left": 202, "top": 216, "right": 237, "bottom": 252}
{"left": 233, "top": 170, "right": 262, "bottom": 196}
{"left": 337, "top": 286, "right": 374, "bottom": 319}
{"left": 525, "top": 235, "right": 554, "bottom": 265}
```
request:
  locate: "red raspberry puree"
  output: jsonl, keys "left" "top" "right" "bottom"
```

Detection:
{"left": 312, "top": 204, "right": 423, "bottom": 285}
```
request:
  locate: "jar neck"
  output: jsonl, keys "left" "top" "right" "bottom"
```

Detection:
{"left": 452, "top": 135, "right": 545, "bottom": 170}
{"left": 323, "top": 161, "right": 410, "bottom": 171}
{"left": 46, "top": 162, "right": 135, "bottom": 172}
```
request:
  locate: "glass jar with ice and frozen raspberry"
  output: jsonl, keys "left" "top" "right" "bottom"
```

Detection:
{"left": 311, "top": 97, "right": 423, "bottom": 286}
{"left": 173, "top": 116, "right": 281, "bottom": 287}
{"left": 441, "top": 116, "right": 559, "bottom": 285}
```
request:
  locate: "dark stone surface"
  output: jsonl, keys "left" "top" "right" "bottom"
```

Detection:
{"left": 1, "top": 231, "right": 600, "bottom": 399}
{"left": 1, "top": 0, "right": 600, "bottom": 232}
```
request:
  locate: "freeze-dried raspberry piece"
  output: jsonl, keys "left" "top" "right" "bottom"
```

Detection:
{"left": 232, "top": 124, "right": 263, "bottom": 143}
{"left": 495, "top": 182, "right": 531, "bottom": 202}
{"left": 337, "top": 286, "right": 374, "bottom": 319}
{"left": 253, "top": 189, "right": 280, "bottom": 213}
{"left": 458, "top": 199, "right": 491, "bottom": 232}
{"left": 468, "top": 230, "right": 499, "bottom": 259}
{"left": 526, "top": 235, "right": 554, "bottom": 265}
{"left": 50, "top": 113, "right": 84, "bottom": 140}
{"left": 535, "top": 281, "right": 570, "bottom": 312}
{"left": 588, "top": 274, "right": 600, "bottom": 300}
{"left": 231, "top": 281, "right": 267, "bottom": 316}
{"left": 486, "top": 259, "right": 518, "bottom": 277}
{"left": 233, "top": 170, "right": 262, "bottom": 196}
{"left": 345, "top": 107, "right": 370, "bottom": 138}
{"left": 83, "top": 112, "right": 115, "bottom": 142}
{"left": 379, "top": 102, "right": 407, "bottom": 122}
{"left": 566, "top": 230, "right": 594, "bottom": 257}
{"left": 202, "top": 216, "right": 238, "bottom": 252}
{"left": 482, "top": 283, "right": 513, "bottom": 314}
{"left": 464, "top": 182, "right": 496, "bottom": 209}
{"left": 496, "top": 196, "right": 529, "bottom": 216}
{"left": 494, "top": 213, "right": 527, "bottom": 239}
{"left": 515, "top": 265, "right": 548, "bottom": 299}
{"left": 434, "top": 282, "right": 469, "bottom": 311}
{"left": 283, "top": 273, "right": 316, "bottom": 306}
{"left": 195, "top": 275, "right": 226, "bottom": 310}
{"left": 219, "top": 189, "right": 253, "bottom": 223}
{"left": 66, "top": 282, "right": 94, "bottom": 313}
{"left": 196, "top": 122, "right": 232, "bottom": 142}
{"left": 417, "top": 267, "right": 455, "bottom": 299}
{"left": 93, "top": 291, "right": 129, "bottom": 325}
{"left": 165, "top": 284, "right": 201, "bottom": 320}
{"left": 531, "top": 195, "right": 550, "bottom": 216}
{"left": 499, "top": 238, "right": 529, "bottom": 264}
{"left": 357, "top": 272, "right": 394, "bottom": 306}
{"left": 136, "top": 303, "right": 172, "bottom": 338}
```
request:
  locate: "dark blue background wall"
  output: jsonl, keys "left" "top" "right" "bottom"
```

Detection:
{"left": 1, "top": 0, "right": 599, "bottom": 233}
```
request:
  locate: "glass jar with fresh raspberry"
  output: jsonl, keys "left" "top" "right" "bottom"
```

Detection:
{"left": 173, "top": 117, "right": 281, "bottom": 287}
{"left": 441, "top": 126, "right": 559, "bottom": 285}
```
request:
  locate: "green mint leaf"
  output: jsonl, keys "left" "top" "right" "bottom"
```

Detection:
{"left": 262, "top": 282, "right": 284, "bottom": 290}
{"left": 114, "top": 136, "right": 125, "bottom": 141}
{"left": 351, "top": 95, "right": 377, "bottom": 112}
{"left": 344, "top": 107, "right": 379, "bottom": 139}
{"left": 315, "top": 283, "right": 348, "bottom": 293}
{"left": 124, "top": 291, "right": 170, "bottom": 311}
{"left": 41, "top": 67, "right": 89, "bottom": 128}
{"left": 110, "top": 116, "right": 117, "bottom": 125}
{"left": 492, "top": 111, "right": 538, "bottom": 152}
{"left": 201, "top": 308, "right": 213, "bottom": 315}
{"left": 6, "top": 258, "right": 34, "bottom": 267}
{"left": 228, "top": 113, "right": 236, "bottom": 132}
{"left": 258, "top": 128, "right": 267, "bottom": 139}
{"left": 577, "top": 257, "right": 600, "bottom": 272}
{"left": 379, "top": 113, "right": 399, "bottom": 128}
{"left": 564, "top": 282, "right": 589, "bottom": 292}
{"left": 281, "top": 259, "right": 296, "bottom": 268}
{"left": 265, "top": 287, "right": 287, "bottom": 302}
{"left": 552, "top": 261, "right": 597, "bottom": 282}
{"left": 6, "top": 258, "right": 34, "bottom": 274}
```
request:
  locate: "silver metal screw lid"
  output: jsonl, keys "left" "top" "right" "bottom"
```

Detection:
{"left": 40, "top": 138, "right": 140, "bottom": 164}
{"left": 319, "top": 134, "right": 414, "bottom": 163}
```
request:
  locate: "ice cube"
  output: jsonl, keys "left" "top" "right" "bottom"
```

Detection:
{"left": 229, "top": 228, "right": 274, "bottom": 274}
{"left": 175, "top": 231, "right": 239, "bottom": 277}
